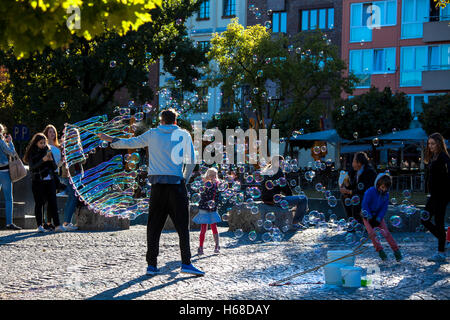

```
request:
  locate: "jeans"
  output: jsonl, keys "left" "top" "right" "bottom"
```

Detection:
{"left": 146, "top": 182, "right": 191, "bottom": 267}
{"left": 62, "top": 178, "right": 78, "bottom": 224}
{"left": 32, "top": 179, "right": 60, "bottom": 227}
{"left": 283, "top": 195, "right": 309, "bottom": 224}
{"left": 0, "top": 171, "right": 13, "bottom": 225}
{"left": 363, "top": 218, "right": 399, "bottom": 252}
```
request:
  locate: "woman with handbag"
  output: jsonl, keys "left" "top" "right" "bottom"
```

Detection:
{"left": 0, "top": 124, "right": 21, "bottom": 230}
{"left": 23, "top": 133, "right": 66, "bottom": 233}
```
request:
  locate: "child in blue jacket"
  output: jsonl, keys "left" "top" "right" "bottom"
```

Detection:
{"left": 362, "top": 173, "right": 402, "bottom": 262}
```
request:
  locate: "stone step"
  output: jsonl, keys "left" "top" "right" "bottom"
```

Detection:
{"left": 0, "top": 202, "right": 26, "bottom": 219}
{"left": 0, "top": 215, "right": 36, "bottom": 230}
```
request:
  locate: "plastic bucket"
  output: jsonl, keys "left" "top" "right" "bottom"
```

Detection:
{"left": 323, "top": 263, "right": 345, "bottom": 285}
{"left": 327, "top": 250, "right": 355, "bottom": 266}
{"left": 340, "top": 266, "right": 363, "bottom": 288}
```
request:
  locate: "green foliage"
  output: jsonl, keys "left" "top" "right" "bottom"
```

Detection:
{"left": 0, "top": 0, "right": 164, "bottom": 57}
{"left": 207, "top": 19, "right": 356, "bottom": 135}
{"left": 332, "top": 87, "right": 412, "bottom": 140}
{"left": 205, "top": 112, "right": 244, "bottom": 136}
{"left": 0, "top": 0, "right": 207, "bottom": 134}
{"left": 434, "top": 0, "right": 450, "bottom": 8}
{"left": 419, "top": 94, "right": 450, "bottom": 139}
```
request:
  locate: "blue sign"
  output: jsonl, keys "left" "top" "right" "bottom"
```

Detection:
{"left": 12, "top": 124, "right": 30, "bottom": 141}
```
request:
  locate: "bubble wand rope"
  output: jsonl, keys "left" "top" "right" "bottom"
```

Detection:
{"left": 269, "top": 236, "right": 370, "bottom": 287}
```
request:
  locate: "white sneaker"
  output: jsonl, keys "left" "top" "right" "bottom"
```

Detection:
{"left": 37, "top": 225, "right": 49, "bottom": 233}
{"left": 427, "top": 253, "right": 446, "bottom": 263}
{"left": 64, "top": 223, "right": 78, "bottom": 231}
{"left": 55, "top": 225, "right": 67, "bottom": 232}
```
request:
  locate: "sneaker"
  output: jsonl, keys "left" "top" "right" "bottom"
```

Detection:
{"left": 64, "top": 223, "right": 78, "bottom": 231}
{"left": 394, "top": 250, "right": 402, "bottom": 262}
{"left": 197, "top": 247, "right": 204, "bottom": 255}
{"left": 37, "top": 225, "right": 49, "bottom": 233}
{"left": 378, "top": 250, "right": 388, "bottom": 261}
{"left": 180, "top": 264, "right": 205, "bottom": 276}
{"left": 214, "top": 246, "right": 220, "bottom": 254}
{"left": 44, "top": 224, "right": 55, "bottom": 231}
{"left": 427, "top": 253, "right": 446, "bottom": 263}
{"left": 5, "top": 223, "right": 22, "bottom": 230}
{"left": 55, "top": 225, "right": 67, "bottom": 232}
{"left": 146, "top": 265, "right": 160, "bottom": 276}
{"left": 56, "top": 191, "right": 68, "bottom": 197}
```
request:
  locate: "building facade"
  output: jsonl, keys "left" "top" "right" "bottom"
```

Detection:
{"left": 342, "top": 0, "right": 450, "bottom": 124}
{"left": 158, "top": 0, "right": 248, "bottom": 122}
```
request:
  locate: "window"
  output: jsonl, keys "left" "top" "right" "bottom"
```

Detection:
{"left": 401, "top": 0, "right": 429, "bottom": 39}
{"left": 349, "top": 49, "right": 373, "bottom": 87}
{"left": 197, "top": 0, "right": 210, "bottom": 19}
{"left": 428, "top": 46, "right": 440, "bottom": 70}
{"left": 440, "top": 5, "right": 450, "bottom": 21}
{"left": 350, "top": 1, "right": 397, "bottom": 42}
{"left": 400, "top": 46, "right": 427, "bottom": 86}
{"left": 350, "top": 47, "right": 396, "bottom": 86}
{"left": 272, "top": 12, "right": 287, "bottom": 33}
{"left": 195, "top": 87, "right": 209, "bottom": 113}
{"left": 300, "top": 8, "right": 334, "bottom": 31}
{"left": 197, "top": 41, "right": 210, "bottom": 53}
{"left": 221, "top": 91, "right": 233, "bottom": 112}
{"left": 223, "top": 0, "right": 235, "bottom": 17}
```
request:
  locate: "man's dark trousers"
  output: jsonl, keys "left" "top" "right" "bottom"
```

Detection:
{"left": 146, "top": 182, "right": 191, "bottom": 267}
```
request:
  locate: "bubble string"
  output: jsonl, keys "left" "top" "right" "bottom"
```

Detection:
{"left": 269, "top": 237, "right": 370, "bottom": 286}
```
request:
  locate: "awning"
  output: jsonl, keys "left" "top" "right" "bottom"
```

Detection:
{"left": 340, "top": 143, "right": 404, "bottom": 154}
{"left": 289, "top": 129, "right": 349, "bottom": 143}
{"left": 362, "top": 128, "right": 429, "bottom": 142}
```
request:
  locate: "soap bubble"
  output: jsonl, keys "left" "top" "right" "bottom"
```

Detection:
{"left": 390, "top": 215, "right": 402, "bottom": 228}
{"left": 402, "top": 189, "right": 411, "bottom": 199}
{"left": 344, "top": 198, "right": 352, "bottom": 206}
{"left": 280, "top": 200, "right": 289, "bottom": 210}
{"left": 109, "top": 60, "right": 117, "bottom": 68}
{"left": 351, "top": 195, "right": 360, "bottom": 206}
{"left": 170, "top": 51, "right": 177, "bottom": 59}
{"left": 264, "top": 21, "right": 272, "bottom": 29}
{"left": 145, "top": 52, "right": 152, "bottom": 59}
{"left": 315, "top": 183, "right": 323, "bottom": 192}
{"left": 313, "top": 146, "right": 321, "bottom": 154}
{"left": 329, "top": 213, "right": 337, "bottom": 223}
{"left": 262, "top": 232, "right": 272, "bottom": 242}
{"left": 391, "top": 198, "right": 397, "bottom": 205}
{"left": 353, "top": 132, "right": 359, "bottom": 139}
{"left": 60, "top": 102, "right": 66, "bottom": 108}
{"left": 327, "top": 196, "right": 338, "bottom": 207}
{"left": 420, "top": 210, "right": 430, "bottom": 221}
{"left": 221, "top": 213, "right": 230, "bottom": 222}
{"left": 134, "top": 112, "right": 144, "bottom": 122}
{"left": 250, "top": 206, "right": 259, "bottom": 215}
{"left": 320, "top": 145, "right": 327, "bottom": 153}
{"left": 372, "top": 137, "right": 380, "bottom": 146}
{"left": 266, "top": 212, "right": 276, "bottom": 222}
{"left": 256, "top": 219, "right": 264, "bottom": 227}
{"left": 352, "top": 104, "right": 358, "bottom": 111}
{"left": 234, "top": 228, "right": 244, "bottom": 238}
{"left": 257, "top": 70, "right": 264, "bottom": 77}
{"left": 357, "top": 182, "right": 365, "bottom": 190}
{"left": 248, "top": 231, "right": 257, "bottom": 241}
{"left": 263, "top": 220, "right": 273, "bottom": 231}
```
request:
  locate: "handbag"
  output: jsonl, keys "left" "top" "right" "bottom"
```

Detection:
{"left": 8, "top": 152, "right": 27, "bottom": 182}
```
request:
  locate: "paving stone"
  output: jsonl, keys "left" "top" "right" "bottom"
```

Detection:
{"left": 0, "top": 226, "right": 448, "bottom": 300}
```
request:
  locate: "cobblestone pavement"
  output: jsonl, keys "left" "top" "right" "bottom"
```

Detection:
{"left": 0, "top": 226, "right": 449, "bottom": 300}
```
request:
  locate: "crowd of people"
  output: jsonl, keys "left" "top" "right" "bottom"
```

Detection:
{"left": 1, "top": 123, "right": 80, "bottom": 232}
{"left": 0, "top": 110, "right": 448, "bottom": 275}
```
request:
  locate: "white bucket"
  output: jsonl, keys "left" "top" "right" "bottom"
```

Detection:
{"left": 323, "top": 263, "right": 345, "bottom": 285}
{"left": 327, "top": 250, "right": 355, "bottom": 266}
{"left": 340, "top": 266, "right": 363, "bottom": 288}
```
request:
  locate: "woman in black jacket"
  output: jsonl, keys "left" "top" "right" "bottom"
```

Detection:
{"left": 24, "top": 133, "right": 65, "bottom": 233}
{"left": 422, "top": 133, "right": 450, "bottom": 262}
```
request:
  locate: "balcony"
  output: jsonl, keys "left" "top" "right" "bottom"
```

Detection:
{"left": 423, "top": 17, "right": 450, "bottom": 42}
{"left": 422, "top": 67, "right": 450, "bottom": 91}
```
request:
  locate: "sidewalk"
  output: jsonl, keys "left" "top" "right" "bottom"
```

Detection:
{"left": 0, "top": 226, "right": 448, "bottom": 300}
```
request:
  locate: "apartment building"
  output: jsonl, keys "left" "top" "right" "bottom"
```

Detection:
{"left": 342, "top": 0, "right": 450, "bottom": 124}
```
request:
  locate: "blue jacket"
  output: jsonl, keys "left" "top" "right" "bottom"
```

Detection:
{"left": 362, "top": 186, "right": 389, "bottom": 222}
{"left": 0, "top": 139, "right": 16, "bottom": 167}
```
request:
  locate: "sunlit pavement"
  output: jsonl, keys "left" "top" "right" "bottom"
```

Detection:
{"left": 0, "top": 226, "right": 448, "bottom": 300}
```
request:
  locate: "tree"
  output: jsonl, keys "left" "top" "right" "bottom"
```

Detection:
{"left": 435, "top": 0, "right": 450, "bottom": 8}
{"left": 207, "top": 19, "right": 356, "bottom": 136}
{"left": 419, "top": 94, "right": 450, "bottom": 139}
{"left": 0, "top": 0, "right": 207, "bottom": 134}
{"left": 332, "top": 87, "right": 412, "bottom": 141}
{"left": 0, "top": 0, "right": 164, "bottom": 57}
